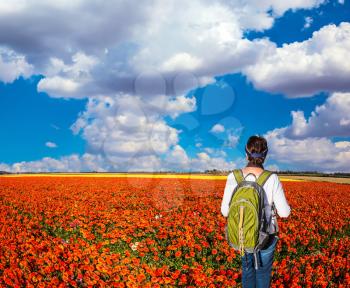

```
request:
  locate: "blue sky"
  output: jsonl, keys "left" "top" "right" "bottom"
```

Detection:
{"left": 167, "top": 73, "right": 331, "bottom": 169}
{"left": 0, "top": 0, "right": 349, "bottom": 172}
{"left": 0, "top": 76, "right": 86, "bottom": 163}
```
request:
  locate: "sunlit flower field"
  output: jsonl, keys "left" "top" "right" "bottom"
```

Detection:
{"left": 0, "top": 175, "right": 349, "bottom": 287}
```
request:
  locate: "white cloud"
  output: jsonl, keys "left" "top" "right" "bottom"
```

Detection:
{"left": 164, "top": 145, "right": 191, "bottom": 170}
{"left": 161, "top": 53, "right": 202, "bottom": 72}
{"left": 0, "top": 163, "right": 10, "bottom": 172}
{"left": 265, "top": 164, "right": 280, "bottom": 172}
{"left": 38, "top": 76, "right": 81, "bottom": 97}
{"left": 303, "top": 16, "right": 313, "bottom": 29}
{"left": 37, "top": 52, "right": 98, "bottom": 98}
{"left": 224, "top": 132, "right": 240, "bottom": 148}
{"left": 244, "top": 22, "right": 350, "bottom": 97}
{"left": 127, "top": 0, "right": 280, "bottom": 89}
{"left": 0, "top": 147, "right": 239, "bottom": 173}
{"left": 1, "top": 153, "right": 109, "bottom": 173}
{"left": 0, "top": 1, "right": 152, "bottom": 68}
{"left": 0, "top": 0, "right": 328, "bottom": 98}
{"left": 210, "top": 124, "right": 225, "bottom": 133}
{"left": 167, "top": 149, "right": 240, "bottom": 172}
{"left": 69, "top": 93, "right": 197, "bottom": 171}
{"left": 203, "top": 148, "right": 214, "bottom": 154}
{"left": 164, "top": 95, "right": 197, "bottom": 119}
{"left": 338, "top": 0, "right": 345, "bottom": 4}
{"left": 45, "top": 141, "right": 57, "bottom": 148}
{"left": 285, "top": 92, "right": 350, "bottom": 138}
{"left": 265, "top": 128, "right": 350, "bottom": 172}
{"left": 203, "top": 147, "right": 227, "bottom": 158}
{"left": 3, "top": 0, "right": 344, "bottom": 173}
{"left": 224, "top": 0, "right": 325, "bottom": 33}
{"left": 0, "top": 0, "right": 333, "bottom": 101}
{"left": 0, "top": 47, "right": 33, "bottom": 83}
{"left": 262, "top": 92, "right": 350, "bottom": 172}
{"left": 335, "top": 141, "right": 350, "bottom": 150}
{"left": 244, "top": 0, "right": 325, "bottom": 17}
{"left": 189, "top": 152, "right": 239, "bottom": 172}
{"left": 71, "top": 95, "right": 178, "bottom": 156}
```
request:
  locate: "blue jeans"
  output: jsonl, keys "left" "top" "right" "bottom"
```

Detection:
{"left": 241, "top": 235, "right": 279, "bottom": 288}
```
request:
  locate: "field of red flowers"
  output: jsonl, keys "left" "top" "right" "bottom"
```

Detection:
{"left": 0, "top": 176, "right": 349, "bottom": 287}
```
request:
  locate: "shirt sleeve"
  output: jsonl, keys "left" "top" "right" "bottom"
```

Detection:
{"left": 221, "top": 172, "right": 237, "bottom": 217}
{"left": 272, "top": 174, "right": 291, "bottom": 218}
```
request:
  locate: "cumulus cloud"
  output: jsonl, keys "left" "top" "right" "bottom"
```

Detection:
{"left": 263, "top": 91, "right": 350, "bottom": 172}
{"left": 0, "top": 0, "right": 334, "bottom": 100}
{"left": 0, "top": 163, "right": 10, "bottom": 172}
{"left": 0, "top": 147, "right": 239, "bottom": 173}
{"left": 204, "top": 148, "right": 227, "bottom": 158}
{"left": 264, "top": 93, "right": 350, "bottom": 172}
{"left": 244, "top": 22, "right": 350, "bottom": 97}
{"left": 45, "top": 141, "right": 57, "bottom": 148}
{"left": 0, "top": 47, "right": 33, "bottom": 83}
{"left": 208, "top": 116, "right": 244, "bottom": 150}
{"left": 164, "top": 95, "right": 197, "bottom": 119}
{"left": 0, "top": 0, "right": 328, "bottom": 98}
{"left": 0, "top": 153, "right": 109, "bottom": 173}
{"left": 165, "top": 146, "right": 240, "bottom": 172}
{"left": 129, "top": 0, "right": 274, "bottom": 79}
{"left": 210, "top": 124, "right": 225, "bottom": 133}
{"left": 265, "top": 164, "right": 280, "bottom": 172}
{"left": 265, "top": 128, "right": 350, "bottom": 172}
{"left": 284, "top": 92, "right": 350, "bottom": 138}
{"left": 161, "top": 53, "right": 203, "bottom": 72}
{"left": 303, "top": 16, "right": 313, "bottom": 29}
{"left": 37, "top": 52, "right": 98, "bottom": 98}
{"left": 223, "top": 131, "right": 241, "bottom": 148}
{"left": 69, "top": 93, "right": 197, "bottom": 171}
{"left": 3, "top": 0, "right": 344, "bottom": 173}
{"left": 71, "top": 95, "right": 178, "bottom": 156}
{"left": 0, "top": 0, "right": 153, "bottom": 68}
{"left": 225, "top": 0, "right": 325, "bottom": 31}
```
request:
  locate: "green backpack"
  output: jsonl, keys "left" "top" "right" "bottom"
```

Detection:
{"left": 225, "top": 169, "right": 275, "bottom": 269}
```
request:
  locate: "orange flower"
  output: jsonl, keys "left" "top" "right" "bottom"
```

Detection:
{"left": 175, "top": 250, "right": 182, "bottom": 258}
{"left": 0, "top": 176, "right": 349, "bottom": 287}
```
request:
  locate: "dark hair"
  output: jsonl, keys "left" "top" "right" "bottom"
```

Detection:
{"left": 245, "top": 135, "right": 268, "bottom": 167}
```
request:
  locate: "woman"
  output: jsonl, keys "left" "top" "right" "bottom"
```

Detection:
{"left": 221, "top": 135, "right": 291, "bottom": 288}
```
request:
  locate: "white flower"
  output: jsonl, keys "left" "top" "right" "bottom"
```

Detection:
{"left": 131, "top": 242, "right": 140, "bottom": 251}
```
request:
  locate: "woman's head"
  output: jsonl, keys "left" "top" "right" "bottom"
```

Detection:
{"left": 245, "top": 135, "right": 268, "bottom": 167}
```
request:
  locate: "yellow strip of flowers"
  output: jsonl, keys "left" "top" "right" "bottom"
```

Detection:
{"left": 0, "top": 173, "right": 303, "bottom": 181}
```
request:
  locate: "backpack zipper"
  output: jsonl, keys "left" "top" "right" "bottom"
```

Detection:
{"left": 229, "top": 199, "right": 259, "bottom": 244}
{"left": 230, "top": 199, "right": 259, "bottom": 219}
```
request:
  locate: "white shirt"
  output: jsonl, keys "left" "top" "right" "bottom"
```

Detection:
{"left": 221, "top": 171, "right": 291, "bottom": 231}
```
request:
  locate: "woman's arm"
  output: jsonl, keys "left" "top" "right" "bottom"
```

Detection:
{"left": 272, "top": 174, "right": 291, "bottom": 218}
{"left": 221, "top": 172, "right": 237, "bottom": 217}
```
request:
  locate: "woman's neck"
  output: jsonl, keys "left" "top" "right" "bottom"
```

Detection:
{"left": 246, "top": 162, "right": 264, "bottom": 169}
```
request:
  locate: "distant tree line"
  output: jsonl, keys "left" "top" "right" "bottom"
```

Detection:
{"left": 204, "top": 169, "right": 350, "bottom": 178}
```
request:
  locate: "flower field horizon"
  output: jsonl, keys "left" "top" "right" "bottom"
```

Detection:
{"left": 0, "top": 173, "right": 304, "bottom": 180}
{"left": 0, "top": 175, "right": 349, "bottom": 287}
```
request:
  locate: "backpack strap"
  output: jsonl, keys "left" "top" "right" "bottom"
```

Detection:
{"left": 256, "top": 170, "right": 273, "bottom": 187}
{"left": 233, "top": 169, "right": 244, "bottom": 184}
